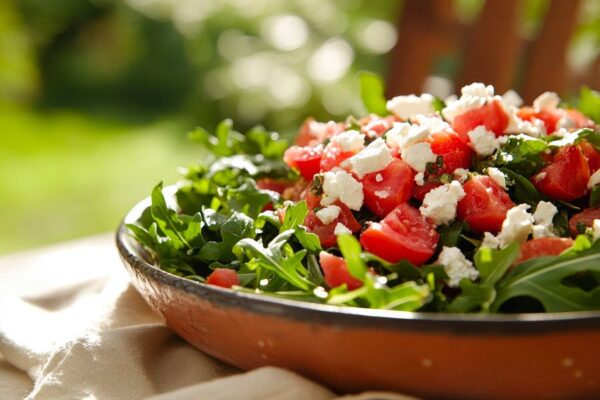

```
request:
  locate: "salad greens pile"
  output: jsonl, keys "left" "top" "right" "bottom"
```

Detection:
{"left": 127, "top": 75, "right": 600, "bottom": 314}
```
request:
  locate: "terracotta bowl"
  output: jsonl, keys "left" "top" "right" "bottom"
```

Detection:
{"left": 116, "top": 192, "right": 600, "bottom": 400}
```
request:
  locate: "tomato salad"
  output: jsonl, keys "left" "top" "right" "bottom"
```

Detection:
{"left": 129, "top": 80, "right": 600, "bottom": 313}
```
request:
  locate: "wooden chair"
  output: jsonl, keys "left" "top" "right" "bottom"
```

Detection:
{"left": 386, "top": 0, "right": 590, "bottom": 102}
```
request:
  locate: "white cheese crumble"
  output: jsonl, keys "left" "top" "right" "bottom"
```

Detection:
{"left": 320, "top": 196, "right": 336, "bottom": 206}
{"left": 315, "top": 205, "right": 341, "bottom": 225}
{"left": 414, "top": 114, "right": 451, "bottom": 133}
{"left": 453, "top": 168, "right": 468, "bottom": 183}
{"left": 348, "top": 138, "right": 393, "bottom": 178}
{"left": 401, "top": 142, "right": 437, "bottom": 173}
{"left": 502, "top": 90, "right": 523, "bottom": 108}
{"left": 420, "top": 181, "right": 466, "bottom": 225}
{"left": 385, "top": 122, "right": 430, "bottom": 150}
{"left": 322, "top": 169, "right": 364, "bottom": 211}
{"left": 334, "top": 222, "right": 352, "bottom": 235}
{"left": 375, "top": 173, "right": 383, "bottom": 182}
{"left": 556, "top": 116, "right": 576, "bottom": 130}
{"left": 533, "top": 91, "right": 560, "bottom": 111}
{"left": 442, "top": 83, "right": 494, "bottom": 123}
{"left": 414, "top": 172, "right": 425, "bottom": 186}
{"left": 329, "top": 130, "right": 365, "bottom": 152}
{"left": 487, "top": 167, "right": 507, "bottom": 189}
{"left": 588, "top": 169, "right": 600, "bottom": 189}
{"left": 593, "top": 219, "right": 600, "bottom": 241}
{"left": 548, "top": 131, "right": 579, "bottom": 147}
{"left": 386, "top": 93, "right": 435, "bottom": 120}
{"left": 374, "top": 190, "right": 390, "bottom": 199}
{"left": 483, "top": 204, "right": 534, "bottom": 248}
{"left": 504, "top": 105, "right": 547, "bottom": 137}
{"left": 532, "top": 201, "right": 558, "bottom": 238}
{"left": 468, "top": 126, "right": 499, "bottom": 157}
{"left": 534, "top": 171, "right": 547, "bottom": 183}
{"left": 436, "top": 246, "right": 479, "bottom": 288}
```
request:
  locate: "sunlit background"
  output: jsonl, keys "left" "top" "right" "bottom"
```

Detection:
{"left": 1, "top": 0, "right": 599, "bottom": 253}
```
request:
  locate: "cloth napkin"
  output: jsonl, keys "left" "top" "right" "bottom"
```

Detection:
{"left": 0, "top": 234, "right": 417, "bottom": 400}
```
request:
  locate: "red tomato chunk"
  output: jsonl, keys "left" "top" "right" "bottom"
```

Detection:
{"left": 283, "top": 145, "right": 323, "bottom": 180}
{"left": 319, "top": 252, "right": 362, "bottom": 290}
{"left": 453, "top": 100, "right": 509, "bottom": 140}
{"left": 569, "top": 207, "right": 600, "bottom": 237}
{"left": 514, "top": 237, "right": 574, "bottom": 266}
{"left": 206, "top": 269, "right": 240, "bottom": 288}
{"left": 360, "top": 204, "right": 439, "bottom": 265}
{"left": 532, "top": 145, "right": 590, "bottom": 202}
{"left": 362, "top": 158, "right": 414, "bottom": 218}
{"left": 304, "top": 201, "right": 361, "bottom": 248}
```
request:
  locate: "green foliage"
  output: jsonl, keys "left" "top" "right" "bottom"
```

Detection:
{"left": 493, "top": 135, "right": 548, "bottom": 177}
{"left": 578, "top": 87, "right": 600, "bottom": 124}
{"left": 359, "top": 71, "right": 389, "bottom": 116}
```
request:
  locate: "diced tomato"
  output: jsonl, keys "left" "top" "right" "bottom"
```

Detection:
{"left": 427, "top": 131, "right": 474, "bottom": 175}
{"left": 359, "top": 115, "right": 395, "bottom": 137}
{"left": 532, "top": 145, "right": 590, "bottom": 201}
{"left": 566, "top": 109, "right": 595, "bottom": 129}
{"left": 453, "top": 99, "right": 509, "bottom": 140}
{"left": 284, "top": 145, "right": 323, "bottom": 180}
{"left": 360, "top": 204, "right": 439, "bottom": 265}
{"left": 413, "top": 182, "right": 442, "bottom": 202}
{"left": 518, "top": 107, "right": 562, "bottom": 134}
{"left": 579, "top": 141, "right": 600, "bottom": 173}
{"left": 319, "top": 252, "right": 362, "bottom": 290}
{"left": 256, "top": 178, "right": 292, "bottom": 194}
{"left": 320, "top": 143, "right": 355, "bottom": 172}
{"left": 569, "top": 207, "right": 600, "bottom": 237}
{"left": 303, "top": 187, "right": 322, "bottom": 209}
{"left": 457, "top": 175, "right": 515, "bottom": 233}
{"left": 304, "top": 202, "right": 361, "bottom": 248}
{"left": 296, "top": 118, "right": 346, "bottom": 146}
{"left": 514, "top": 237, "right": 574, "bottom": 266}
{"left": 362, "top": 159, "right": 414, "bottom": 217}
{"left": 206, "top": 268, "right": 240, "bottom": 288}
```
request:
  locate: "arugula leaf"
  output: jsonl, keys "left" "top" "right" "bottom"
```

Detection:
{"left": 501, "top": 168, "right": 542, "bottom": 204}
{"left": 492, "top": 236, "right": 600, "bottom": 312}
{"left": 494, "top": 135, "right": 548, "bottom": 177}
{"left": 150, "top": 182, "right": 193, "bottom": 250}
{"left": 578, "top": 87, "right": 600, "bottom": 124}
{"left": 575, "top": 128, "right": 600, "bottom": 151}
{"left": 198, "top": 212, "right": 254, "bottom": 263}
{"left": 337, "top": 234, "right": 368, "bottom": 281}
{"left": 280, "top": 200, "right": 322, "bottom": 252}
{"left": 447, "top": 244, "right": 520, "bottom": 312}
{"left": 437, "top": 221, "right": 466, "bottom": 248}
{"left": 432, "top": 97, "right": 445, "bottom": 113}
{"left": 359, "top": 71, "right": 388, "bottom": 116}
{"left": 590, "top": 187, "right": 600, "bottom": 208}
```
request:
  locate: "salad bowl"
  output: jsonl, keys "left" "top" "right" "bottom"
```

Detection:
{"left": 117, "top": 190, "right": 600, "bottom": 400}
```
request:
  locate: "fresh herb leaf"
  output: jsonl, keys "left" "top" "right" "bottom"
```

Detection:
{"left": 198, "top": 212, "right": 254, "bottom": 263}
{"left": 359, "top": 71, "right": 388, "bottom": 116}
{"left": 578, "top": 87, "right": 600, "bottom": 124}
{"left": 590, "top": 187, "right": 600, "bottom": 208}
{"left": 494, "top": 136, "right": 548, "bottom": 177}
{"left": 501, "top": 168, "right": 542, "bottom": 204}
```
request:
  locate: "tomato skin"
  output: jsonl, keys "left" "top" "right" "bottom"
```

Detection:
{"left": 362, "top": 159, "right": 414, "bottom": 217}
{"left": 319, "top": 252, "right": 362, "bottom": 290}
{"left": 296, "top": 118, "right": 346, "bottom": 146}
{"left": 283, "top": 145, "right": 323, "bottom": 180}
{"left": 457, "top": 175, "right": 515, "bottom": 233}
{"left": 514, "top": 237, "right": 574, "bottom": 266}
{"left": 206, "top": 268, "right": 240, "bottom": 288}
{"left": 569, "top": 207, "right": 600, "bottom": 237}
{"left": 304, "top": 202, "right": 361, "bottom": 248}
{"left": 360, "top": 204, "right": 439, "bottom": 265}
{"left": 532, "top": 145, "right": 590, "bottom": 201}
{"left": 453, "top": 100, "right": 509, "bottom": 140}
{"left": 579, "top": 141, "right": 600, "bottom": 173}
{"left": 428, "top": 131, "right": 474, "bottom": 175}
{"left": 320, "top": 143, "right": 355, "bottom": 172}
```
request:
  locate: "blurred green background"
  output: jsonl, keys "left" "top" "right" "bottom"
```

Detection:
{"left": 1, "top": 0, "right": 599, "bottom": 254}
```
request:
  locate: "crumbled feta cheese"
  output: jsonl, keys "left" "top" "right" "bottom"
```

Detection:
{"left": 374, "top": 190, "right": 389, "bottom": 199}
{"left": 487, "top": 167, "right": 507, "bottom": 189}
{"left": 401, "top": 142, "right": 437, "bottom": 172}
{"left": 375, "top": 173, "right": 383, "bottom": 182}
{"left": 556, "top": 116, "right": 576, "bottom": 130}
{"left": 334, "top": 222, "right": 352, "bottom": 235}
{"left": 414, "top": 114, "right": 451, "bottom": 133}
{"left": 330, "top": 130, "right": 365, "bottom": 152}
{"left": 320, "top": 196, "right": 336, "bottom": 206}
{"left": 468, "top": 126, "right": 499, "bottom": 157}
{"left": 414, "top": 172, "right": 425, "bottom": 186}
{"left": 499, "top": 204, "right": 534, "bottom": 246}
{"left": 420, "top": 181, "right": 466, "bottom": 225}
{"left": 453, "top": 168, "right": 468, "bottom": 183}
{"left": 482, "top": 232, "right": 501, "bottom": 249}
{"left": 593, "top": 219, "right": 600, "bottom": 241}
{"left": 348, "top": 138, "right": 393, "bottom": 178}
{"left": 504, "top": 106, "right": 546, "bottom": 136}
{"left": 533, "top": 91, "right": 560, "bottom": 111}
{"left": 534, "top": 172, "right": 547, "bottom": 183}
{"left": 588, "top": 169, "right": 600, "bottom": 189}
{"left": 315, "top": 205, "right": 341, "bottom": 225}
{"left": 502, "top": 90, "right": 523, "bottom": 108}
{"left": 532, "top": 201, "right": 558, "bottom": 239}
{"left": 436, "top": 246, "right": 479, "bottom": 288}
{"left": 322, "top": 169, "right": 364, "bottom": 211}
{"left": 548, "top": 131, "right": 579, "bottom": 147}
{"left": 385, "top": 122, "right": 430, "bottom": 150}
{"left": 442, "top": 83, "right": 494, "bottom": 123}
{"left": 386, "top": 93, "right": 435, "bottom": 119}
